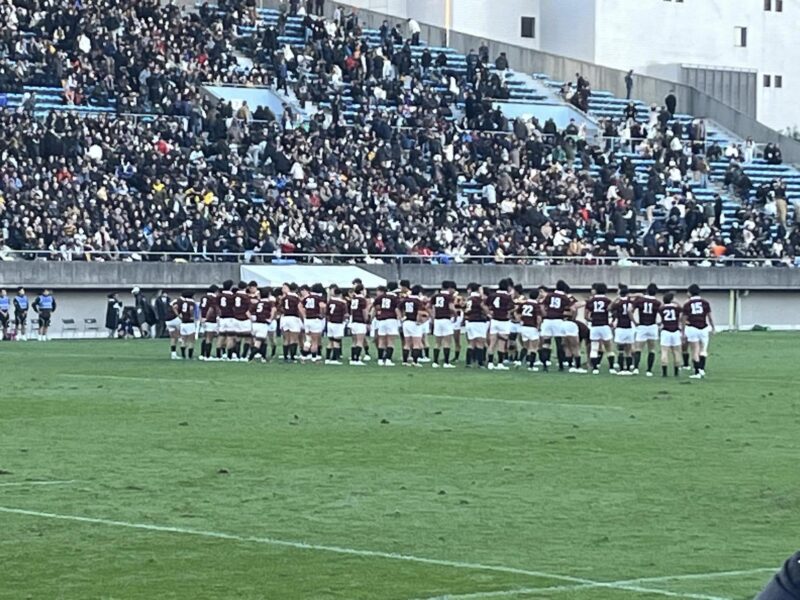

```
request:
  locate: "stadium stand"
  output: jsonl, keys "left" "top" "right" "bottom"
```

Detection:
{"left": 0, "top": 0, "right": 798, "bottom": 265}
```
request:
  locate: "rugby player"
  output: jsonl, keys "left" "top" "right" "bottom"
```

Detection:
{"left": 198, "top": 284, "right": 220, "bottom": 361}
{"left": 517, "top": 290, "right": 541, "bottom": 371}
{"left": 658, "top": 292, "right": 683, "bottom": 377}
{"left": 301, "top": 283, "right": 326, "bottom": 362}
{"left": 633, "top": 283, "right": 661, "bottom": 377}
{"left": 611, "top": 284, "right": 635, "bottom": 374}
{"left": 325, "top": 286, "right": 349, "bottom": 365}
{"left": 539, "top": 282, "right": 568, "bottom": 372}
{"left": 487, "top": 278, "right": 514, "bottom": 370}
{"left": 250, "top": 289, "right": 276, "bottom": 362}
{"left": 430, "top": 281, "right": 457, "bottom": 368}
{"left": 176, "top": 291, "right": 197, "bottom": 360}
{"left": 279, "top": 282, "right": 304, "bottom": 362}
{"left": 682, "top": 284, "right": 715, "bottom": 379}
{"left": 586, "top": 283, "right": 614, "bottom": 374}
{"left": 348, "top": 284, "right": 370, "bottom": 365}
{"left": 400, "top": 285, "right": 426, "bottom": 366}
{"left": 351, "top": 278, "right": 372, "bottom": 362}
{"left": 163, "top": 292, "right": 182, "bottom": 359}
{"left": 217, "top": 280, "right": 236, "bottom": 361}
{"left": 374, "top": 284, "right": 400, "bottom": 366}
{"left": 230, "top": 281, "right": 252, "bottom": 361}
{"left": 463, "top": 282, "right": 488, "bottom": 367}
{"left": 562, "top": 287, "right": 585, "bottom": 373}
{"left": 31, "top": 289, "right": 56, "bottom": 341}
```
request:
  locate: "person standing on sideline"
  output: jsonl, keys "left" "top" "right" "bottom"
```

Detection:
{"left": 32, "top": 289, "right": 56, "bottom": 341}
{"left": 105, "top": 293, "right": 123, "bottom": 337}
{"left": 756, "top": 550, "right": 800, "bottom": 599}
{"left": 13, "top": 287, "right": 29, "bottom": 341}
{"left": 665, "top": 90, "right": 677, "bottom": 117}
{"left": 624, "top": 69, "right": 634, "bottom": 99}
{"left": 0, "top": 288, "right": 9, "bottom": 340}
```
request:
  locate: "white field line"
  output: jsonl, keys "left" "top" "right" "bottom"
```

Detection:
{"left": 412, "top": 566, "right": 777, "bottom": 600}
{"left": 416, "top": 394, "right": 624, "bottom": 411}
{"left": 0, "top": 506, "right": 742, "bottom": 600}
{"left": 412, "top": 583, "right": 728, "bottom": 600}
{"left": 60, "top": 374, "right": 208, "bottom": 384}
{"left": 0, "top": 480, "right": 77, "bottom": 488}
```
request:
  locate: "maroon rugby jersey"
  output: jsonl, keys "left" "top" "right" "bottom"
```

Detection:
{"left": 233, "top": 290, "right": 251, "bottom": 320}
{"left": 218, "top": 290, "right": 235, "bottom": 318}
{"left": 659, "top": 303, "right": 682, "bottom": 332}
{"left": 281, "top": 293, "right": 301, "bottom": 317}
{"left": 200, "top": 292, "right": 219, "bottom": 321}
{"left": 635, "top": 296, "right": 661, "bottom": 326}
{"left": 682, "top": 297, "right": 711, "bottom": 329}
{"left": 166, "top": 298, "right": 179, "bottom": 320}
{"left": 327, "top": 298, "right": 348, "bottom": 324}
{"left": 349, "top": 295, "right": 369, "bottom": 323}
{"left": 464, "top": 293, "right": 487, "bottom": 322}
{"left": 401, "top": 296, "right": 423, "bottom": 321}
{"left": 487, "top": 291, "right": 513, "bottom": 321}
{"left": 431, "top": 291, "right": 454, "bottom": 319}
{"left": 587, "top": 295, "right": 612, "bottom": 326}
{"left": 519, "top": 300, "right": 540, "bottom": 327}
{"left": 375, "top": 292, "right": 398, "bottom": 320}
{"left": 543, "top": 291, "right": 567, "bottom": 319}
{"left": 253, "top": 299, "right": 274, "bottom": 323}
{"left": 178, "top": 299, "right": 196, "bottom": 324}
{"left": 611, "top": 298, "right": 634, "bottom": 328}
{"left": 303, "top": 293, "right": 324, "bottom": 319}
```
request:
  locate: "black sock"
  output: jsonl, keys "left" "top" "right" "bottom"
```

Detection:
{"left": 333, "top": 347, "right": 341, "bottom": 361}
{"left": 662, "top": 365, "right": 668, "bottom": 377}
{"left": 478, "top": 348, "right": 486, "bottom": 366}
{"left": 326, "top": 347, "right": 332, "bottom": 360}
{"left": 466, "top": 348, "right": 473, "bottom": 365}
{"left": 528, "top": 353, "right": 536, "bottom": 368}
{"left": 454, "top": 349, "right": 460, "bottom": 361}
{"left": 626, "top": 356, "right": 633, "bottom": 370}
{"left": 699, "top": 355, "right": 706, "bottom": 370}
{"left": 412, "top": 348, "right": 421, "bottom": 363}
{"left": 283, "top": 344, "right": 290, "bottom": 360}
{"left": 378, "top": 347, "right": 385, "bottom": 361}
{"left": 403, "top": 348, "right": 410, "bottom": 363}
{"left": 556, "top": 342, "right": 565, "bottom": 370}
{"left": 355, "top": 346, "right": 362, "bottom": 360}
{"left": 271, "top": 344, "right": 276, "bottom": 357}
{"left": 351, "top": 346, "right": 357, "bottom": 361}
{"left": 674, "top": 366, "right": 680, "bottom": 377}
{"left": 633, "top": 351, "right": 642, "bottom": 368}
{"left": 693, "top": 360, "right": 700, "bottom": 374}
{"left": 618, "top": 354, "right": 625, "bottom": 370}
{"left": 228, "top": 347, "right": 235, "bottom": 359}
{"left": 386, "top": 347, "right": 394, "bottom": 360}
{"left": 290, "top": 343, "right": 298, "bottom": 360}
{"left": 498, "top": 351, "right": 507, "bottom": 364}
{"left": 574, "top": 356, "right": 581, "bottom": 369}
{"left": 647, "top": 352, "right": 655, "bottom": 372}
{"left": 519, "top": 348, "right": 527, "bottom": 364}
{"left": 242, "top": 342, "right": 250, "bottom": 358}
{"left": 424, "top": 348, "right": 430, "bottom": 358}
{"left": 180, "top": 346, "right": 186, "bottom": 358}
{"left": 188, "top": 347, "right": 194, "bottom": 359}
{"left": 236, "top": 340, "right": 242, "bottom": 357}
{"left": 171, "top": 344, "right": 176, "bottom": 353}
{"left": 607, "top": 355, "right": 614, "bottom": 370}
{"left": 592, "top": 357, "right": 599, "bottom": 369}
{"left": 540, "top": 348, "right": 550, "bottom": 370}
{"left": 443, "top": 348, "right": 451, "bottom": 364}
{"left": 487, "top": 352, "right": 495, "bottom": 365}
{"left": 433, "top": 348, "right": 440, "bottom": 364}
{"left": 682, "top": 352, "right": 690, "bottom": 367}
{"left": 216, "top": 347, "right": 222, "bottom": 359}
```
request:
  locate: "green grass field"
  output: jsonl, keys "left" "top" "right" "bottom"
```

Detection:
{"left": 1, "top": 333, "right": 798, "bottom": 600}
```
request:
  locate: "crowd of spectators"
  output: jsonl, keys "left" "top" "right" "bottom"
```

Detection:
{"left": 0, "top": 0, "right": 797, "bottom": 266}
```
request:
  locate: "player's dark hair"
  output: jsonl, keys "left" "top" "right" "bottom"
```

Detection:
{"left": 529, "top": 290, "right": 539, "bottom": 299}
{"left": 222, "top": 280, "right": 233, "bottom": 291}
{"left": 594, "top": 282, "right": 608, "bottom": 294}
{"left": 556, "top": 279, "right": 569, "bottom": 292}
{"left": 467, "top": 282, "right": 480, "bottom": 292}
{"left": 688, "top": 283, "right": 701, "bottom": 296}
{"left": 498, "top": 278, "right": 508, "bottom": 289}
{"left": 312, "top": 283, "right": 325, "bottom": 294}
{"left": 539, "top": 285, "right": 549, "bottom": 293}
{"left": 400, "top": 279, "right": 411, "bottom": 289}
{"left": 288, "top": 282, "right": 298, "bottom": 292}
{"left": 237, "top": 281, "right": 247, "bottom": 290}
{"left": 353, "top": 283, "right": 364, "bottom": 294}
{"left": 209, "top": 284, "right": 219, "bottom": 292}
{"left": 377, "top": 285, "right": 387, "bottom": 293}
{"left": 514, "top": 283, "right": 524, "bottom": 294}
{"left": 618, "top": 283, "right": 628, "bottom": 296}
{"left": 248, "top": 280, "right": 258, "bottom": 288}
{"left": 330, "top": 285, "right": 341, "bottom": 296}
{"left": 352, "top": 278, "right": 363, "bottom": 285}
{"left": 182, "top": 290, "right": 193, "bottom": 298}
{"left": 272, "top": 287, "right": 281, "bottom": 297}
{"left": 260, "top": 288, "right": 271, "bottom": 298}
{"left": 299, "top": 284, "right": 310, "bottom": 292}
{"left": 387, "top": 280, "right": 397, "bottom": 290}
{"left": 441, "top": 280, "right": 449, "bottom": 289}
{"left": 646, "top": 283, "right": 658, "bottom": 295}
{"left": 663, "top": 292, "right": 675, "bottom": 304}
{"left": 411, "top": 284, "right": 422, "bottom": 295}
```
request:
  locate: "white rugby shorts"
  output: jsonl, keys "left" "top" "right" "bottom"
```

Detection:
{"left": 465, "top": 321, "right": 489, "bottom": 341}
{"left": 402, "top": 320, "right": 424, "bottom": 338}
{"left": 685, "top": 325, "right": 709, "bottom": 344}
{"left": 490, "top": 319, "right": 512, "bottom": 336}
{"left": 349, "top": 322, "right": 368, "bottom": 336}
{"left": 377, "top": 318, "right": 399, "bottom": 337}
{"left": 660, "top": 330, "right": 682, "bottom": 347}
{"left": 166, "top": 317, "right": 181, "bottom": 333}
{"left": 179, "top": 322, "right": 196, "bottom": 337}
{"left": 433, "top": 318, "right": 454, "bottom": 337}
{"left": 590, "top": 325, "right": 613, "bottom": 342}
{"left": 233, "top": 319, "right": 251, "bottom": 335}
{"left": 281, "top": 315, "right": 303, "bottom": 333}
{"left": 562, "top": 320, "right": 579, "bottom": 337}
{"left": 327, "top": 322, "right": 345, "bottom": 338}
{"left": 305, "top": 318, "right": 324, "bottom": 334}
{"left": 252, "top": 322, "right": 270, "bottom": 340}
{"left": 520, "top": 326, "right": 539, "bottom": 342}
{"left": 200, "top": 321, "right": 218, "bottom": 335}
{"left": 614, "top": 327, "right": 634, "bottom": 345}
{"left": 540, "top": 318, "right": 565, "bottom": 338}
{"left": 219, "top": 317, "right": 235, "bottom": 335}
{"left": 636, "top": 324, "right": 659, "bottom": 342}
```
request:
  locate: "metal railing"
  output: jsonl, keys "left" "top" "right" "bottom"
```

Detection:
{"left": 0, "top": 249, "right": 795, "bottom": 267}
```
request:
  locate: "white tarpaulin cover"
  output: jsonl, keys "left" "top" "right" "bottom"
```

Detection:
{"left": 240, "top": 265, "right": 387, "bottom": 288}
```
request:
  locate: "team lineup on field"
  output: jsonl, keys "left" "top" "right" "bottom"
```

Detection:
{"left": 163, "top": 277, "right": 715, "bottom": 379}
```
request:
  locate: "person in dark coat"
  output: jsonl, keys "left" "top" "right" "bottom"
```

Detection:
{"left": 132, "top": 287, "right": 155, "bottom": 338}
{"left": 756, "top": 551, "right": 800, "bottom": 599}
{"left": 665, "top": 90, "right": 677, "bottom": 116}
{"left": 624, "top": 69, "right": 633, "bottom": 99}
{"left": 105, "top": 293, "right": 123, "bottom": 336}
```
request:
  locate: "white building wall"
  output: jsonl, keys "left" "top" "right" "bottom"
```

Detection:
{"left": 538, "top": 0, "right": 596, "bottom": 63}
